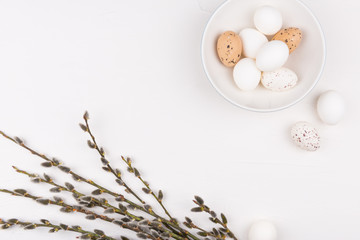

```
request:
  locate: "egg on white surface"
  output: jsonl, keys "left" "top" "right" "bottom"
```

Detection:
{"left": 233, "top": 58, "right": 261, "bottom": 91}
{"left": 239, "top": 28, "right": 268, "bottom": 59}
{"left": 256, "top": 40, "right": 289, "bottom": 72}
{"left": 254, "top": 6, "right": 282, "bottom": 35}
{"left": 291, "top": 122, "right": 320, "bottom": 151}
{"left": 261, "top": 67, "right": 298, "bottom": 91}
{"left": 248, "top": 220, "right": 277, "bottom": 240}
{"left": 317, "top": 90, "right": 345, "bottom": 125}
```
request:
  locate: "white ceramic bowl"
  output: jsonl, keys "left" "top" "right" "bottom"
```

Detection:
{"left": 201, "top": 0, "right": 326, "bottom": 112}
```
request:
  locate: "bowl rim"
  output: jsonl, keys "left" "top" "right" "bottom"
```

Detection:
{"left": 201, "top": 0, "right": 327, "bottom": 113}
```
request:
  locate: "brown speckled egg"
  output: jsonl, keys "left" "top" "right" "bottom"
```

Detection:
{"left": 217, "top": 31, "right": 243, "bottom": 67}
{"left": 272, "top": 27, "right": 302, "bottom": 53}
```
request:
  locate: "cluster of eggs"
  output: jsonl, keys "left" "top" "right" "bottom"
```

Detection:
{"left": 216, "top": 6, "right": 345, "bottom": 152}
{"left": 216, "top": 6, "right": 302, "bottom": 91}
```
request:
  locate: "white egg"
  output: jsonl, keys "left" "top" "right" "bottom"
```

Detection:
{"left": 239, "top": 28, "right": 268, "bottom": 59}
{"left": 248, "top": 220, "right": 277, "bottom": 240}
{"left": 256, "top": 40, "right": 289, "bottom": 72}
{"left": 261, "top": 67, "right": 298, "bottom": 91}
{"left": 254, "top": 6, "right": 283, "bottom": 35}
{"left": 233, "top": 58, "right": 261, "bottom": 91}
{"left": 291, "top": 122, "right": 320, "bottom": 151}
{"left": 317, "top": 91, "right": 345, "bottom": 125}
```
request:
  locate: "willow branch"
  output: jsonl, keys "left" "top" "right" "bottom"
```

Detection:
{"left": 121, "top": 156, "right": 175, "bottom": 222}
{"left": 81, "top": 112, "right": 144, "bottom": 204}
{"left": 0, "top": 189, "right": 159, "bottom": 240}
{"left": 0, "top": 218, "right": 115, "bottom": 240}
{"left": 12, "top": 166, "right": 142, "bottom": 221}
{"left": 0, "top": 130, "right": 200, "bottom": 240}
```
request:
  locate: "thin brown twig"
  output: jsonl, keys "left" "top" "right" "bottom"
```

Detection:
{"left": 0, "top": 189, "right": 158, "bottom": 240}
{"left": 12, "top": 166, "right": 142, "bottom": 221}
{"left": 121, "top": 156, "right": 176, "bottom": 222}
{"left": 0, "top": 218, "right": 115, "bottom": 240}
{"left": 0, "top": 188, "right": 114, "bottom": 222}
{"left": 192, "top": 197, "right": 237, "bottom": 240}
{"left": 82, "top": 112, "right": 145, "bottom": 204}
{"left": 81, "top": 113, "right": 193, "bottom": 239}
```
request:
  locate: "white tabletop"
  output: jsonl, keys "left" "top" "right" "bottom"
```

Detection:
{"left": 0, "top": 0, "right": 359, "bottom": 240}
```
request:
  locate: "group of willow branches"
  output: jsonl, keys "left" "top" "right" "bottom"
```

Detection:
{"left": 0, "top": 112, "right": 237, "bottom": 240}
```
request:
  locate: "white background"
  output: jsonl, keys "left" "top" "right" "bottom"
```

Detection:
{"left": 0, "top": 0, "right": 359, "bottom": 240}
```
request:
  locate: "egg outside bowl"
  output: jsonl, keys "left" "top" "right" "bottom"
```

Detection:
{"left": 201, "top": 0, "right": 326, "bottom": 112}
